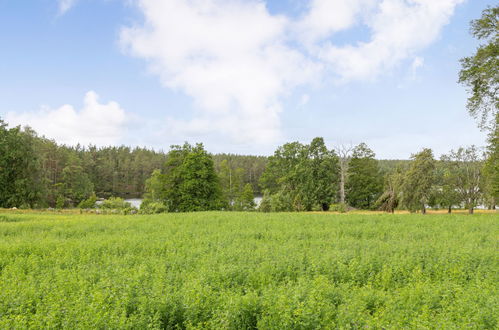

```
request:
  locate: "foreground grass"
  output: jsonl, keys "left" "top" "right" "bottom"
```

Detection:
{"left": 0, "top": 212, "right": 497, "bottom": 329}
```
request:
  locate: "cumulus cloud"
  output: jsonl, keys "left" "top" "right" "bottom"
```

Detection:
{"left": 121, "top": 0, "right": 464, "bottom": 143}
{"left": 310, "top": 0, "right": 464, "bottom": 81}
{"left": 6, "top": 91, "right": 129, "bottom": 146}
{"left": 121, "top": 0, "right": 318, "bottom": 144}
{"left": 58, "top": 0, "right": 77, "bottom": 14}
{"left": 296, "top": 0, "right": 373, "bottom": 44}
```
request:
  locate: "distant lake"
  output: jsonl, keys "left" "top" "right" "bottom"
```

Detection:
{"left": 125, "top": 198, "right": 143, "bottom": 208}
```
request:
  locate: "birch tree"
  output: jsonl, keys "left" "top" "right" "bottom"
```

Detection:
{"left": 335, "top": 144, "right": 354, "bottom": 205}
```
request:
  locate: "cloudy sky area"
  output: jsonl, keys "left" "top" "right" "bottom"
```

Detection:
{"left": 0, "top": 0, "right": 494, "bottom": 158}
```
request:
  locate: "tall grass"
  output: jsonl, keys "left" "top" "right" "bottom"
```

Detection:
{"left": 0, "top": 212, "right": 497, "bottom": 328}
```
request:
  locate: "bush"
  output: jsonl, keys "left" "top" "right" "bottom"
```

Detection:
{"left": 100, "top": 197, "right": 131, "bottom": 210}
{"left": 78, "top": 193, "right": 97, "bottom": 209}
{"left": 330, "top": 203, "right": 347, "bottom": 213}
{"left": 258, "top": 190, "right": 294, "bottom": 212}
{"left": 55, "top": 196, "right": 65, "bottom": 209}
{"left": 139, "top": 200, "right": 168, "bottom": 214}
{"left": 258, "top": 191, "right": 272, "bottom": 212}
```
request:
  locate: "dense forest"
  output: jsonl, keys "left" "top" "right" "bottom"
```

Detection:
{"left": 0, "top": 119, "right": 270, "bottom": 208}
{"left": 1, "top": 116, "right": 497, "bottom": 214}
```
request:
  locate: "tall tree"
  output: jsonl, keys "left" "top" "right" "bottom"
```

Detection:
{"left": 335, "top": 144, "right": 354, "bottom": 205}
{"left": 482, "top": 114, "right": 499, "bottom": 209}
{"left": 60, "top": 156, "right": 94, "bottom": 207}
{"left": 149, "top": 143, "right": 225, "bottom": 212}
{"left": 0, "top": 121, "right": 43, "bottom": 208}
{"left": 459, "top": 5, "right": 498, "bottom": 131}
{"left": 402, "top": 148, "right": 436, "bottom": 214}
{"left": 260, "top": 138, "right": 339, "bottom": 211}
{"left": 218, "top": 159, "right": 245, "bottom": 209}
{"left": 235, "top": 183, "right": 256, "bottom": 211}
{"left": 375, "top": 167, "right": 404, "bottom": 213}
{"left": 345, "top": 143, "right": 383, "bottom": 209}
{"left": 432, "top": 160, "right": 461, "bottom": 213}
{"left": 143, "top": 169, "right": 167, "bottom": 202}
{"left": 441, "top": 146, "right": 484, "bottom": 214}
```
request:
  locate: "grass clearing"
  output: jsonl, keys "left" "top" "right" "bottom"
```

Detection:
{"left": 0, "top": 211, "right": 497, "bottom": 328}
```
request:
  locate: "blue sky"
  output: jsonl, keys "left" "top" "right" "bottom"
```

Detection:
{"left": 0, "top": 0, "right": 495, "bottom": 158}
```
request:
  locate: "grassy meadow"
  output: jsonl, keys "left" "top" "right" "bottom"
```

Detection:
{"left": 0, "top": 211, "right": 497, "bottom": 329}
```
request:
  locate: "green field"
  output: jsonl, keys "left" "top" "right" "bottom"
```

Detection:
{"left": 0, "top": 212, "right": 497, "bottom": 329}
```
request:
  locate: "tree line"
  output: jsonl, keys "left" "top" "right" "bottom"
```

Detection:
{"left": 1, "top": 117, "right": 496, "bottom": 213}
{"left": 0, "top": 119, "right": 266, "bottom": 209}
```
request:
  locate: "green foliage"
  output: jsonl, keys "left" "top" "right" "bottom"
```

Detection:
{"left": 100, "top": 197, "right": 131, "bottom": 210}
{"left": 213, "top": 154, "right": 267, "bottom": 195}
{"left": 77, "top": 193, "right": 97, "bottom": 209}
{"left": 218, "top": 159, "right": 245, "bottom": 209}
{"left": 234, "top": 183, "right": 256, "bottom": 211}
{"left": 258, "top": 189, "right": 294, "bottom": 212}
{"left": 55, "top": 196, "right": 65, "bottom": 209}
{"left": 260, "top": 137, "right": 339, "bottom": 211}
{"left": 402, "top": 149, "right": 436, "bottom": 213}
{"left": 441, "top": 146, "right": 484, "bottom": 213}
{"left": 139, "top": 200, "right": 168, "bottom": 214}
{"left": 0, "top": 121, "right": 43, "bottom": 208}
{"left": 145, "top": 143, "right": 225, "bottom": 212}
{"left": 0, "top": 212, "right": 497, "bottom": 328}
{"left": 482, "top": 114, "right": 499, "bottom": 207}
{"left": 258, "top": 190, "right": 273, "bottom": 212}
{"left": 143, "top": 169, "right": 167, "bottom": 202}
{"left": 61, "top": 156, "right": 94, "bottom": 206}
{"left": 346, "top": 143, "right": 383, "bottom": 209}
{"left": 329, "top": 203, "right": 347, "bottom": 213}
{"left": 459, "top": 5, "right": 498, "bottom": 130}
{"left": 375, "top": 167, "right": 404, "bottom": 213}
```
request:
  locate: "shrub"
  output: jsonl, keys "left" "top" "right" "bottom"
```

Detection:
{"left": 330, "top": 203, "right": 347, "bottom": 213}
{"left": 100, "top": 197, "right": 131, "bottom": 210}
{"left": 78, "top": 193, "right": 97, "bottom": 209}
{"left": 139, "top": 200, "right": 168, "bottom": 214}
{"left": 55, "top": 196, "right": 65, "bottom": 209}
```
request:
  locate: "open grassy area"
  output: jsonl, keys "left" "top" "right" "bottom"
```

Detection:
{"left": 0, "top": 211, "right": 497, "bottom": 329}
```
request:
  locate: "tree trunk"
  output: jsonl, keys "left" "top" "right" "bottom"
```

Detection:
{"left": 339, "top": 170, "right": 345, "bottom": 204}
{"left": 468, "top": 207, "right": 474, "bottom": 214}
{"left": 448, "top": 205, "right": 452, "bottom": 214}
{"left": 422, "top": 205, "right": 426, "bottom": 215}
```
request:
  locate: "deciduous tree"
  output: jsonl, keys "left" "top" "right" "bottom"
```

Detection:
{"left": 345, "top": 143, "right": 383, "bottom": 209}
{"left": 402, "top": 149, "right": 436, "bottom": 214}
{"left": 441, "top": 146, "right": 484, "bottom": 214}
{"left": 459, "top": 5, "right": 498, "bottom": 131}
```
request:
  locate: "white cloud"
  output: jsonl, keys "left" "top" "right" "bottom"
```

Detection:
{"left": 296, "top": 0, "right": 374, "bottom": 44}
{"left": 410, "top": 56, "right": 424, "bottom": 79}
{"left": 6, "top": 91, "right": 129, "bottom": 146}
{"left": 312, "top": 0, "right": 464, "bottom": 81}
{"left": 58, "top": 0, "right": 77, "bottom": 14}
{"left": 121, "top": 0, "right": 464, "bottom": 144}
{"left": 120, "top": 0, "right": 319, "bottom": 144}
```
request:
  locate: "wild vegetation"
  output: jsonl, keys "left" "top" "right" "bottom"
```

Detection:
{"left": 1, "top": 117, "right": 496, "bottom": 213}
{"left": 0, "top": 211, "right": 497, "bottom": 328}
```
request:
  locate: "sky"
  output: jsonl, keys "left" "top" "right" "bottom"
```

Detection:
{"left": 0, "top": 0, "right": 495, "bottom": 159}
